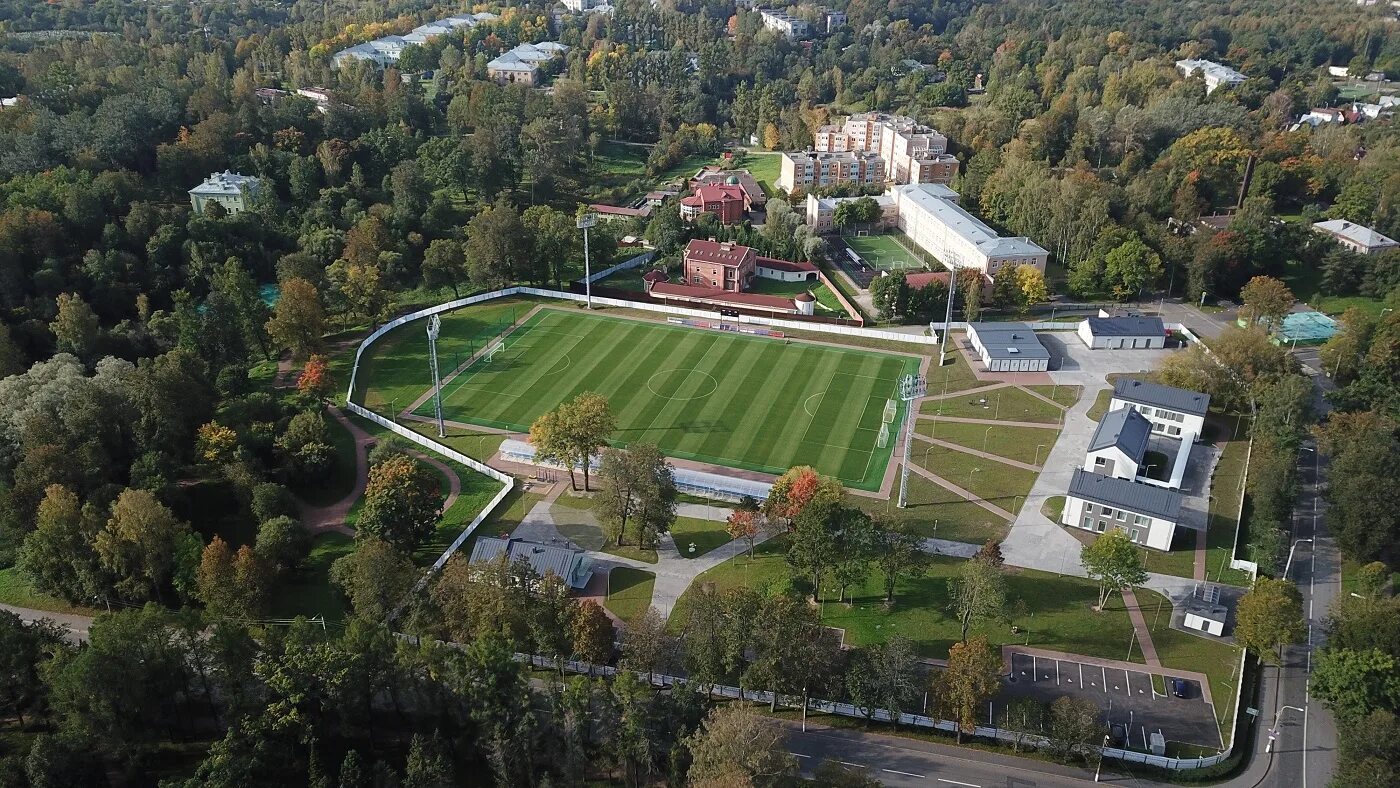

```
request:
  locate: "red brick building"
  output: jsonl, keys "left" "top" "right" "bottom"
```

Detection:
{"left": 679, "top": 184, "right": 749, "bottom": 224}
{"left": 683, "top": 239, "right": 757, "bottom": 292}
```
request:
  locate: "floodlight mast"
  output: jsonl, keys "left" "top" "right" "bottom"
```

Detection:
{"left": 577, "top": 212, "right": 598, "bottom": 309}
{"left": 897, "top": 373, "right": 927, "bottom": 508}
{"left": 427, "top": 314, "right": 445, "bottom": 437}
{"left": 938, "top": 251, "right": 962, "bottom": 366}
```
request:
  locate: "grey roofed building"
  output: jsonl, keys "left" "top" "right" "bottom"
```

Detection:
{"left": 468, "top": 537, "right": 594, "bottom": 589}
{"left": 1084, "top": 316, "right": 1165, "bottom": 337}
{"left": 1067, "top": 468, "right": 1183, "bottom": 522}
{"left": 966, "top": 322, "right": 1051, "bottom": 361}
{"left": 1088, "top": 407, "right": 1152, "bottom": 460}
{"left": 1112, "top": 378, "right": 1210, "bottom": 417}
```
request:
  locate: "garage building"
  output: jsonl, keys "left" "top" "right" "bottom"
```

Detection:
{"left": 1076, "top": 316, "right": 1166, "bottom": 349}
{"left": 965, "top": 322, "right": 1050, "bottom": 372}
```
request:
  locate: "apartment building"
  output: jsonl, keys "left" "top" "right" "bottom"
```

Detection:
{"left": 890, "top": 183, "right": 1048, "bottom": 277}
{"left": 759, "top": 9, "right": 810, "bottom": 38}
{"left": 776, "top": 150, "right": 886, "bottom": 192}
{"left": 803, "top": 112, "right": 959, "bottom": 186}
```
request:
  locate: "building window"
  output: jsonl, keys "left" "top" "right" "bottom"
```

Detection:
{"left": 1167, "top": 425, "right": 1181, "bottom": 436}
{"left": 1115, "top": 510, "right": 1127, "bottom": 521}
{"left": 1082, "top": 517, "right": 1094, "bottom": 530}
{"left": 1096, "top": 520, "right": 1107, "bottom": 532}
{"left": 1134, "top": 515, "right": 1149, "bottom": 526}
{"left": 1129, "top": 529, "right": 1140, "bottom": 542}
{"left": 1083, "top": 503, "right": 1095, "bottom": 515}
{"left": 1095, "top": 456, "right": 1107, "bottom": 467}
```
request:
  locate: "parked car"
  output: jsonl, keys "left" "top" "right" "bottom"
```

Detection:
{"left": 1171, "top": 678, "right": 1189, "bottom": 698}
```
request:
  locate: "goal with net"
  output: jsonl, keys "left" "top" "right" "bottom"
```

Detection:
{"left": 877, "top": 422, "right": 891, "bottom": 449}
{"left": 485, "top": 341, "right": 506, "bottom": 362}
{"left": 855, "top": 229, "right": 870, "bottom": 237}
{"left": 883, "top": 399, "right": 897, "bottom": 424}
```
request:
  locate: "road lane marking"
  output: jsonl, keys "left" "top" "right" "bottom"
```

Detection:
{"left": 937, "top": 780, "right": 981, "bottom": 787}
{"left": 789, "top": 753, "right": 811, "bottom": 758}
{"left": 883, "top": 768, "right": 926, "bottom": 778}
{"left": 836, "top": 761, "right": 866, "bottom": 768}
{"left": 1056, "top": 660, "right": 1061, "bottom": 684}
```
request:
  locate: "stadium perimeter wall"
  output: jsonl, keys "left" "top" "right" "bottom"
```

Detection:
{"left": 343, "top": 286, "right": 939, "bottom": 571}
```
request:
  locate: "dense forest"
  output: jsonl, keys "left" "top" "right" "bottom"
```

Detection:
{"left": 0, "top": 0, "right": 1397, "bottom": 785}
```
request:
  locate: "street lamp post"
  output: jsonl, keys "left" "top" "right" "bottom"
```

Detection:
{"left": 1283, "top": 537, "right": 1314, "bottom": 580}
{"left": 938, "top": 259, "right": 959, "bottom": 366}
{"left": 983, "top": 425, "right": 995, "bottom": 454}
{"left": 896, "top": 373, "right": 927, "bottom": 508}
{"left": 577, "top": 212, "right": 598, "bottom": 309}
{"left": 1094, "top": 734, "right": 1112, "bottom": 782}
{"left": 1265, "top": 705, "right": 1306, "bottom": 753}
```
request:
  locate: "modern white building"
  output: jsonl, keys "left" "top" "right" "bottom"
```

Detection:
{"left": 759, "top": 8, "right": 810, "bottom": 38}
{"left": 965, "top": 322, "right": 1050, "bottom": 372}
{"left": 1174, "top": 59, "right": 1248, "bottom": 94}
{"left": 803, "top": 192, "right": 898, "bottom": 233}
{"left": 891, "top": 184, "right": 1049, "bottom": 277}
{"left": 563, "top": 0, "right": 614, "bottom": 11}
{"left": 1086, "top": 408, "right": 1153, "bottom": 482}
{"left": 1312, "top": 219, "right": 1400, "bottom": 255}
{"left": 1076, "top": 316, "right": 1167, "bottom": 349}
{"left": 1064, "top": 468, "right": 1185, "bottom": 551}
{"left": 189, "top": 171, "right": 262, "bottom": 214}
{"left": 1110, "top": 378, "right": 1210, "bottom": 441}
{"left": 332, "top": 13, "right": 497, "bottom": 68}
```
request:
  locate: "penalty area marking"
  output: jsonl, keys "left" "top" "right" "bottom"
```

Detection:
{"left": 803, "top": 390, "right": 826, "bottom": 417}
{"left": 541, "top": 354, "right": 571, "bottom": 376}
{"left": 646, "top": 369, "right": 719, "bottom": 401}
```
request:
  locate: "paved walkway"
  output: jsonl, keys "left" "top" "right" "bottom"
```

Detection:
{"left": 1, "top": 604, "right": 94, "bottom": 643}
{"left": 917, "top": 414, "right": 1061, "bottom": 430}
{"left": 921, "top": 538, "right": 981, "bottom": 558}
{"left": 911, "top": 433, "right": 1041, "bottom": 472}
{"left": 297, "top": 406, "right": 463, "bottom": 537}
{"left": 1121, "top": 588, "right": 1163, "bottom": 667}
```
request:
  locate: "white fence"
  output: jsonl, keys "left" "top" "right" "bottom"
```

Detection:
{"left": 931, "top": 320, "right": 1078, "bottom": 331}
{"left": 515, "top": 653, "right": 1231, "bottom": 771}
{"left": 582, "top": 250, "right": 656, "bottom": 284}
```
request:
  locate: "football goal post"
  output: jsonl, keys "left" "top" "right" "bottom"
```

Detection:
{"left": 883, "top": 399, "right": 897, "bottom": 424}
{"left": 486, "top": 340, "right": 506, "bottom": 362}
{"left": 877, "top": 422, "right": 891, "bottom": 449}
{"left": 855, "top": 229, "right": 870, "bottom": 237}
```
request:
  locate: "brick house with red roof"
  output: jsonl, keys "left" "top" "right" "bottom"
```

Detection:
{"left": 679, "top": 184, "right": 749, "bottom": 224}
{"left": 682, "top": 239, "right": 757, "bottom": 292}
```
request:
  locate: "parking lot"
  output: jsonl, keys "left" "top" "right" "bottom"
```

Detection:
{"left": 993, "top": 650, "right": 1223, "bottom": 749}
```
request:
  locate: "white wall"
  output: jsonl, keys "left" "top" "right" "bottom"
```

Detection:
{"left": 1110, "top": 398, "right": 1205, "bottom": 441}
{"left": 1064, "top": 494, "right": 1176, "bottom": 551}
{"left": 1085, "top": 446, "right": 1138, "bottom": 481}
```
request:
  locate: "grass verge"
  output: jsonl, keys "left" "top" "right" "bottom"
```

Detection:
{"left": 605, "top": 567, "right": 656, "bottom": 624}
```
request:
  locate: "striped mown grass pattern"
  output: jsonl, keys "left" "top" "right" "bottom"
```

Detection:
{"left": 415, "top": 308, "right": 918, "bottom": 490}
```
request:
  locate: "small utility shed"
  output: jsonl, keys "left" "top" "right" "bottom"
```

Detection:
{"left": 966, "top": 322, "right": 1050, "bottom": 372}
{"left": 469, "top": 537, "right": 594, "bottom": 589}
{"left": 1077, "top": 315, "right": 1166, "bottom": 349}
{"left": 1063, "top": 468, "right": 1185, "bottom": 551}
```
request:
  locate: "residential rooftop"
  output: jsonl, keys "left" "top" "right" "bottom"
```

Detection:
{"left": 468, "top": 536, "right": 592, "bottom": 588}
{"left": 1068, "top": 468, "right": 1184, "bottom": 522}
{"left": 893, "top": 184, "right": 1049, "bottom": 258}
{"left": 1084, "top": 316, "right": 1166, "bottom": 337}
{"left": 1112, "top": 378, "right": 1210, "bottom": 417}
{"left": 1312, "top": 219, "right": 1399, "bottom": 250}
{"left": 967, "top": 322, "right": 1051, "bottom": 360}
{"left": 1089, "top": 407, "right": 1152, "bottom": 461}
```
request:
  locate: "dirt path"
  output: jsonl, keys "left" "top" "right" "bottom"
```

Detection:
{"left": 297, "top": 405, "right": 464, "bottom": 537}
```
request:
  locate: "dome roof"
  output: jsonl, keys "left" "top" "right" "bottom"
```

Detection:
{"left": 725, "top": 174, "right": 741, "bottom": 185}
{"left": 794, "top": 291, "right": 816, "bottom": 302}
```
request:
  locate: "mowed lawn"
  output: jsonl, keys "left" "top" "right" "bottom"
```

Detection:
{"left": 843, "top": 233, "right": 926, "bottom": 272}
{"left": 416, "top": 308, "right": 919, "bottom": 489}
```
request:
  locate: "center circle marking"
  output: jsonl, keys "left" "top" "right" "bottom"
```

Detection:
{"left": 647, "top": 369, "right": 718, "bottom": 401}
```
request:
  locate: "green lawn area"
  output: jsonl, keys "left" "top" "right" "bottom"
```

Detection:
{"left": 605, "top": 567, "right": 655, "bottom": 624}
{"left": 734, "top": 151, "right": 782, "bottom": 195}
{"left": 1280, "top": 255, "right": 1386, "bottom": 316}
{"left": 1087, "top": 389, "right": 1113, "bottom": 422}
{"left": 0, "top": 566, "right": 102, "bottom": 616}
{"left": 1024, "top": 384, "right": 1082, "bottom": 408}
{"left": 412, "top": 307, "right": 918, "bottom": 490}
{"left": 592, "top": 141, "right": 649, "bottom": 178}
{"left": 671, "top": 539, "right": 1146, "bottom": 661}
{"left": 745, "top": 278, "right": 850, "bottom": 318}
{"left": 293, "top": 412, "right": 360, "bottom": 507}
{"left": 268, "top": 532, "right": 354, "bottom": 623}
{"left": 1042, "top": 495, "right": 1065, "bottom": 522}
{"left": 1200, "top": 417, "right": 1253, "bottom": 587}
{"left": 912, "top": 443, "right": 1037, "bottom": 514}
{"left": 923, "top": 343, "right": 990, "bottom": 395}
{"left": 356, "top": 297, "right": 535, "bottom": 415}
{"left": 915, "top": 420, "right": 1058, "bottom": 467}
{"left": 857, "top": 475, "right": 1009, "bottom": 545}
{"left": 921, "top": 386, "right": 1065, "bottom": 424}
{"left": 670, "top": 516, "right": 734, "bottom": 559}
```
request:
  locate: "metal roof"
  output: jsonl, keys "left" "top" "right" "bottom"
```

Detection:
{"left": 1111, "top": 378, "right": 1210, "bottom": 417}
{"left": 1083, "top": 316, "right": 1165, "bottom": 338}
{"left": 1089, "top": 407, "right": 1151, "bottom": 460}
{"left": 1312, "top": 219, "right": 1399, "bottom": 250}
{"left": 469, "top": 537, "right": 593, "bottom": 588}
{"left": 967, "top": 323, "right": 1050, "bottom": 360}
{"left": 1068, "top": 468, "right": 1183, "bottom": 522}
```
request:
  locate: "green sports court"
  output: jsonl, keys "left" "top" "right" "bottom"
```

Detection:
{"left": 407, "top": 307, "right": 919, "bottom": 489}
{"left": 842, "top": 232, "right": 928, "bottom": 272}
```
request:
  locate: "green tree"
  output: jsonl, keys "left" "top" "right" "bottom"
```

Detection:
{"left": 357, "top": 454, "right": 441, "bottom": 550}
{"left": 1047, "top": 695, "right": 1102, "bottom": 762}
{"left": 1235, "top": 577, "right": 1306, "bottom": 664}
{"left": 0, "top": 323, "right": 26, "bottom": 377}
{"left": 403, "top": 731, "right": 455, "bottom": 788}
{"left": 1079, "top": 530, "right": 1147, "bottom": 611}
{"left": 569, "top": 599, "right": 614, "bottom": 666}
{"left": 684, "top": 705, "right": 796, "bottom": 787}
{"left": 466, "top": 200, "right": 528, "bottom": 290}
{"left": 49, "top": 293, "right": 100, "bottom": 360}
{"left": 870, "top": 272, "right": 910, "bottom": 320}
{"left": 1311, "top": 647, "right": 1400, "bottom": 723}
{"left": 948, "top": 553, "right": 1008, "bottom": 642}
{"left": 18, "top": 485, "right": 103, "bottom": 603}
{"left": 845, "top": 636, "right": 921, "bottom": 730}
{"left": 421, "top": 238, "right": 469, "bottom": 297}
{"left": 329, "top": 537, "right": 417, "bottom": 621}
{"left": 1102, "top": 237, "right": 1163, "bottom": 301}
{"left": 265, "top": 277, "right": 326, "bottom": 358}
{"left": 529, "top": 392, "right": 616, "bottom": 492}
{"left": 1239, "top": 275, "right": 1296, "bottom": 330}
{"left": 1334, "top": 709, "right": 1400, "bottom": 788}
{"left": 933, "top": 636, "right": 1003, "bottom": 742}
{"left": 875, "top": 521, "right": 930, "bottom": 602}
{"left": 93, "top": 488, "right": 199, "bottom": 604}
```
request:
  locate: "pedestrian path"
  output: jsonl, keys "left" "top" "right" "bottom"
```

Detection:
{"left": 1120, "top": 588, "right": 1162, "bottom": 667}
{"left": 911, "top": 432, "right": 1041, "bottom": 472}
{"left": 905, "top": 461, "right": 1014, "bottom": 521}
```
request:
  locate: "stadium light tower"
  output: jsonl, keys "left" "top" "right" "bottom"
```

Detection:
{"left": 577, "top": 211, "right": 598, "bottom": 309}
{"left": 897, "top": 373, "right": 927, "bottom": 508}
{"left": 426, "top": 314, "right": 445, "bottom": 438}
{"left": 937, "top": 252, "right": 962, "bottom": 366}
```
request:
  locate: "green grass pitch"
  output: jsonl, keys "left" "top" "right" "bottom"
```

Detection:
{"left": 413, "top": 308, "right": 918, "bottom": 490}
{"left": 842, "top": 233, "right": 924, "bottom": 272}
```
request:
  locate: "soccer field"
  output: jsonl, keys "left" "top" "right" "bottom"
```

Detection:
{"left": 413, "top": 308, "right": 918, "bottom": 489}
{"left": 843, "top": 233, "right": 924, "bottom": 271}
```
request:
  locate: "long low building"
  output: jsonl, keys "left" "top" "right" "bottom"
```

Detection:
{"left": 965, "top": 322, "right": 1050, "bottom": 372}
{"left": 891, "top": 184, "right": 1048, "bottom": 277}
{"left": 1110, "top": 378, "right": 1209, "bottom": 441}
{"left": 1076, "top": 316, "right": 1166, "bottom": 349}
